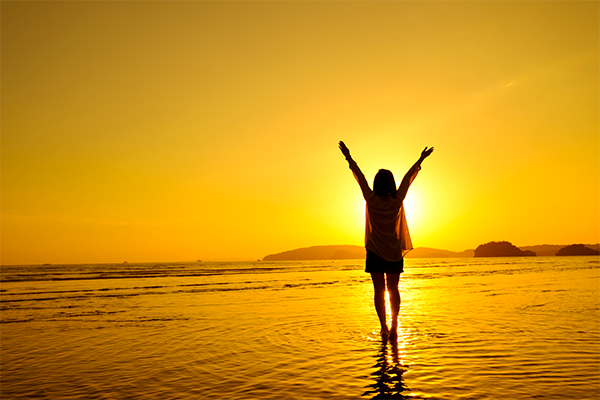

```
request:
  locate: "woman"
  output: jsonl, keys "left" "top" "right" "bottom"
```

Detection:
{"left": 339, "top": 141, "right": 433, "bottom": 340}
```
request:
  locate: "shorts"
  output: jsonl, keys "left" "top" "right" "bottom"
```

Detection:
{"left": 365, "top": 249, "right": 404, "bottom": 274}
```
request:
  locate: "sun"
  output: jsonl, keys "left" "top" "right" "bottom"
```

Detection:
{"left": 402, "top": 188, "right": 421, "bottom": 225}
{"left": 352, "top": 195, "right": 366, "bottom": 230}
{"left": 340, "top": 185, "right": 427, "bottom": 243}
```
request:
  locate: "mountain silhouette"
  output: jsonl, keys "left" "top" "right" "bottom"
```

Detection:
{"left": 556, "top": 244, "right": 600, "bottom": 256}
{"left": 263, "top": 245, "right": 473, "bottom": 260}
{"left": 474, "top": 241, "right": 536, "bottom": 257}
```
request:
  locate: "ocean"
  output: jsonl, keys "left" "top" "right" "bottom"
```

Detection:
{"left": 1, "top": 256, "right": 599, "bottom": 399}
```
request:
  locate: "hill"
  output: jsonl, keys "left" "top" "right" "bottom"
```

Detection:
{"left": 474, "top": 241, "right": 536, "bottom": 257}
{"left": 556, "top": 244, "right": 600, "bottom": 256}
{"left": 262, "top": 243, "right": 599, "bottom": 261}
{"left": 405, "top": 247, "right": 474, "bottom": 258}
{"left": 519, "top": 244, "right": 599, "bottom": 256}
{"left": 518, "top": 244, "right": 564, "bottom": 257}
{"left": 263, "top": 245, "right": 474, "bottom": 261}
{"left": 263, "top": 245, "right": 364, "bottom": 261}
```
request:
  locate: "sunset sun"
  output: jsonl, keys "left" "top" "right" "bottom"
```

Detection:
{"left": 402, "top": 189, "right": 421, "bottom": 227}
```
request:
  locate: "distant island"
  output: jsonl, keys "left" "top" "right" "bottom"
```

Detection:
{"left": 474, "top": 241, "right": 536, "bottom": 257}
{"left": 556, "top": 244, "right": 600, "bottom": 256}
{"left": 262, "top": 245, "right": 474, "bottom": 261}
{"left": 516, "top": 244, "right": 568, "bottom": 257}
{"left": 406, "top": 247, "right": 475, "bottom": 258}
{"left": 263, "top": 245, "right": 364, "bottom": 261}
{"left": 262, "top": 243, "right": 599, "bottom": 261}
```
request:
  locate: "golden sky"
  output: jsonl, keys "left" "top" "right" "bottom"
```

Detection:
{"left": 2, "top": 1, "right": 599, "bottom": 264}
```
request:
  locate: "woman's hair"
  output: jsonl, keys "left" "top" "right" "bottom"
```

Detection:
{"left": 373, "top": 169, "right": 397, "bottom": 198}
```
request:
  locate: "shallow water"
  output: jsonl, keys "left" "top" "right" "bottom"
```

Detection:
{"left": 2, "top": 257, "right": 599, "bottom": 399}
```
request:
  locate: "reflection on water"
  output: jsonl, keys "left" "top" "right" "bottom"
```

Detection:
{"left": 363, "top": 337, "right": 415, "bottom": 400}
{"left": 2, "top": 257, "right": 599, "bottom": 399}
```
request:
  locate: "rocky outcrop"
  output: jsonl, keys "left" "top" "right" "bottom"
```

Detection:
{"left": 556, "top": 244, "right": 600, "bottom": 256}
{"left": 474, "top": 241, "right": 536, "bottom": 257}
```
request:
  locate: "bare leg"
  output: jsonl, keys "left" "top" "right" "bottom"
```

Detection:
{"left": 386, "top": 273, "right": 401, "bottom": 340}
{"left": 370, "top": 273, "right": 388, "bottom": 340}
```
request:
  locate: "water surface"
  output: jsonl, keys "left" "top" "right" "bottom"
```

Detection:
{"left": 2, "top": 257, "right": 599, "bottom": 399}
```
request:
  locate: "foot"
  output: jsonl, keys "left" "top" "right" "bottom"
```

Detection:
{"left": 388, "top": 328, "right": 398, "bottom": 341}
{"left": 380, "top": 326, "right": 389, "bottom": 341}
{"left": 389, "top": 321, "right": 398, "bottom": 341}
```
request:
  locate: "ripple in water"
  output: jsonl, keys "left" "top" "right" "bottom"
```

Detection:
{"left": 1, "top": 257, "right": 599, "bottom": 399}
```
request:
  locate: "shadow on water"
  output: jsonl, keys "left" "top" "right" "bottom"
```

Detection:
{"left": 362, "top": 336, "right": 417, "bottom": 399}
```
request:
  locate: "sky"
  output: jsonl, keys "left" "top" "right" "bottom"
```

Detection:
{"left": 2, "top": 1, "right": 599, "bottom": 264}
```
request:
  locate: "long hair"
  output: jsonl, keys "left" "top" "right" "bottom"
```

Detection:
{"left": 373, "top": 169, "right": 397, "bottom": 198}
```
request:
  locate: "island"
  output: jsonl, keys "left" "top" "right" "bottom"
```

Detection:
{"left": 262, "top": 242, "right": 599, "bottom": 261}
{"left": 473, "top": 241, "right": 536, "bottom": 257}
{"left": 518, "top": 244, "right": 570, "bottom": 257}
{"left": 405, "top": 247, "right": 475, "bottom": 258}
{"left": 263, "top": 245, "right": 474, "bottom": 261}
{"left": 556, "top": 244, "right": 600, "bottom": 256}
{"left": 263, "top": 245, "right": 365, "bottom": 261}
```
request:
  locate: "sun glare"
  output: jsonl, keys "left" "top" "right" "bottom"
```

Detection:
{"left": 347, "top": 189, "right": 423, "bottom": 236}
{"left": 353, "top": 196, "right": 366, "bottom": 232}
{"left": 402, "top": 189, "right": 421, "bottom": 225}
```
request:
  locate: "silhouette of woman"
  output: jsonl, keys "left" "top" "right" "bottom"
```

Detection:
{"left": 339, "top": 141, "right": 433, "bottom": 341}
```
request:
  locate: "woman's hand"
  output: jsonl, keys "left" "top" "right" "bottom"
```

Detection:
{"left": 420, "top": 146, "right": 434, "bottom": 160}
{"left": 339, "top": 141, "right": 351, "bottom": 159}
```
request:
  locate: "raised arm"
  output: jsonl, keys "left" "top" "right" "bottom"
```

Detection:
{"left": 339, "top": 141, "right": 371, "bottom": 198}
{"left": 397, "top": 147, "right": 434, "bottom": 201}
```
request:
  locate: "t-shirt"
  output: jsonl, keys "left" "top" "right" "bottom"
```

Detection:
{"left": 348, "top": 160, "right": 421, "bottom": 262}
